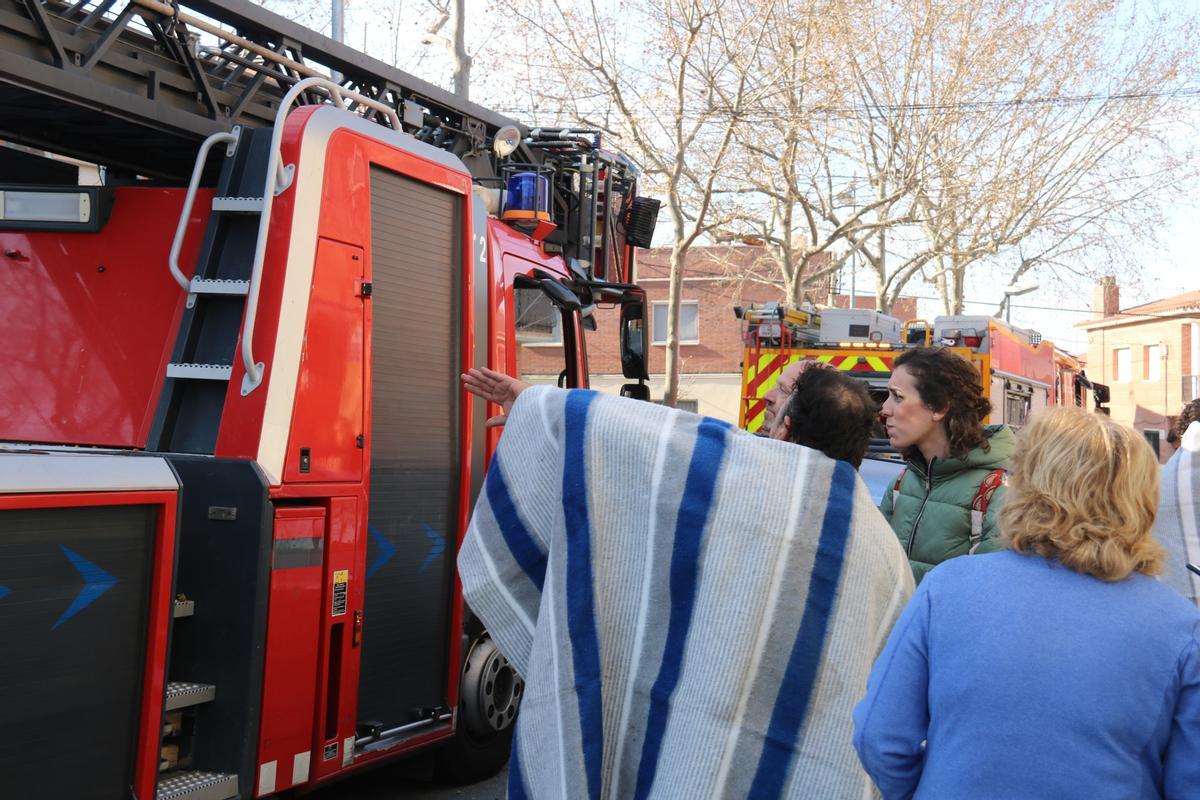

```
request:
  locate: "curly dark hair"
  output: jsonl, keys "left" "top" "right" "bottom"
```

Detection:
{"left": 783, "top": 368, "right": 878, "bottom": 468}
{"left": 893, "top": 347, "right": 992, "bottom": 460}
{"left": 1174, "top": 398, "right": 1200, "bottom": 442}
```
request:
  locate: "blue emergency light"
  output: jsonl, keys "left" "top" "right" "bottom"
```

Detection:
{"left": 502, "top": 172, "right": 550, "bottom": 222}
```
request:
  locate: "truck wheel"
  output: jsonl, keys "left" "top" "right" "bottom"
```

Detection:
{"left": 433, "top": 633, "right": 522, "bottom": 785}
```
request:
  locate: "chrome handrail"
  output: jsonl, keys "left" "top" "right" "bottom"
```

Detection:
{"left": 166, "top": 77, "right": 402, "bottom": 394}
{"left": 239, "top": 76, "right": 403, "bottom": 395}
{"left": 167, "top": 129, "right": 240, "bottom": 292}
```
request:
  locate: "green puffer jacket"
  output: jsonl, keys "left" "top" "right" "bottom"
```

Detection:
{"left": 879, "top": 424, "right": 1015, "bottom": 584}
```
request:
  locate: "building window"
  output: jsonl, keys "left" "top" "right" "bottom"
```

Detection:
{"left": 514, "top": 284, "right": 572, "bottom": 387}
{"left": 1005, "top": 390, "right": 1031, "bottom": 428}
{"left": 652, "top": 301, "right": 699, "bottom": 345}
{"left": 1144, "top": 344, "right": 1161, "bottom": 382}
{"left": 515, "top": 287, "right": 563, "bottom": 346}
{"left": 1113, "top": 347, "right": 1130, "bottom": 383}
{"left": 1144, "top": 429, "right": 1162, "bottom": 460}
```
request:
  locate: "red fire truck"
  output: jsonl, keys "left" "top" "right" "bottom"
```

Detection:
{"left": 737, "top": 306, "right": 1104, "bottom": 432}
{"left": 0, "top": 1, "right": 655, "bottom": 798}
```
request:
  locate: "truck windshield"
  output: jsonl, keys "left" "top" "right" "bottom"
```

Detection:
{"left": 514, "top": 285, "right": 572, "bottom": 388}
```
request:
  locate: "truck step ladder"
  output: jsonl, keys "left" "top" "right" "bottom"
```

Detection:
{"left": 164, "top": 681, "right": 217, "bottom": 711}
{"left": 156, "top": 771, "right": 238, "bottom": 800}
{"left": 148, "top": 127, "right": 273, "bottom": 454}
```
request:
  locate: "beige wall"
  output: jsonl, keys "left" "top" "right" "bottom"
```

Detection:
{"left": 589, "top": 373, "right": 744, "bottom": 424}
{"left": 1084, "top": 318, "right": 1200, "bottom": 462}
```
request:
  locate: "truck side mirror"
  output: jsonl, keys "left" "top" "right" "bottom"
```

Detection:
{"left": 621, "top": 383, "right": 651, "bottom": 401}
{"left": 620, "top": 300, "right": 649, "bottom": 380}
{"left": 539, "top": 278, "right": 581, "bottom": 311}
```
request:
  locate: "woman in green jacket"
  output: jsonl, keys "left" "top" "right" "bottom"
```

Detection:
{"left": 879, "top": 347, "right": 1015, "bottom": 583}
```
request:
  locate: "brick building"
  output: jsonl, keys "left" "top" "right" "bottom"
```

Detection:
{"left": 516, "top": 245, "right": 916, "bottom": 424}
{"left": 1077, "top": 277, "right": 1200, "bottom": 461}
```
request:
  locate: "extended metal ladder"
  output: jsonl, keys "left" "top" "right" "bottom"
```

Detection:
{"left": 1, "top": 0, "right": 524, "bottom": 181}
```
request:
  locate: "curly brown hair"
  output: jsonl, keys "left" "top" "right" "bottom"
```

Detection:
{"left": 1174, "top": 398, "right": 1200, "bottom": 442}
{"left": 893, "top": 347, "right": 992, "bottom": 460}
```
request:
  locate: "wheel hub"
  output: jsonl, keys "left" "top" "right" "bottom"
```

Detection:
{"left": 461, "top": 636, "right": 523, "bottom": 737}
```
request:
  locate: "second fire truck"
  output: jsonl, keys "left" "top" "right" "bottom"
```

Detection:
{"left": 737, "top": 305, "right": 1107, "bottom": 433}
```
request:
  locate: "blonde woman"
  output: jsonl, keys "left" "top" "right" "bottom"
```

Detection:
{"left": 853, "top": 407, "right": 1200, "bottom": 799}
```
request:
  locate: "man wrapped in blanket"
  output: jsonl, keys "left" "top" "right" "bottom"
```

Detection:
{"left": 458, "top": 368, "right": 913, "bottom": 799}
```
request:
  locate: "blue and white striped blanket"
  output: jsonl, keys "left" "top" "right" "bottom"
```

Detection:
{"left": 459, "top": 387, "right": 913, "bottom": 799}
{"left": 1156, "top": 421, "right": 1200, "bottom": 604}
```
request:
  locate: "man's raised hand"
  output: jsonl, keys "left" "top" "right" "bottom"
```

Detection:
{"left": 460, "top": 367, "right": 530, "bottom": 428}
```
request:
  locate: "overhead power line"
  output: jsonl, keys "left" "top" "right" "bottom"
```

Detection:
{"left": 909, "top": 295, "right": 1200, "bottom": 319}
{"left": 490, "top": 86, "right": 1200, "bottom": 120}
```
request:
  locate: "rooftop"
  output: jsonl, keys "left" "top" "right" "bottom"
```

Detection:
{"left": 1077, "top": 288, "right": 1200, "bottom": 330}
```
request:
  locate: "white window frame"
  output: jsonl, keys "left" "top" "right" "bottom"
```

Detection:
{"left": 520, "top": 311, "right": 564, "bottom": 348}
{"left": 652, "top": 300, "right": 700, "bottom": 346}
{"left": 1145, "top": 344, "right": 1161, "bottom": 382}
{"left": 1113, "top": 347, "right": 1130, "bottom": 384}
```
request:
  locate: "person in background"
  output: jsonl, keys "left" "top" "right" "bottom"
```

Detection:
{"left": 854, "top": 408, "right": 1200, "bottom": 800}
{"left": 1154, "top": 398, "right": 1200, "bottom": 604}
{"left": 760, "top": 358, "right": 832, "bottom": 433}
{"left": 878, "top": 347, "right": 1014, "bottom": 582}
{"left": 769, "top": 366, "right": 877, "bottom": 469}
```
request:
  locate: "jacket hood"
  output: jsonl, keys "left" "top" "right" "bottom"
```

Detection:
{"left": 914, "top": 424, "right": 1015, "bottom": 478}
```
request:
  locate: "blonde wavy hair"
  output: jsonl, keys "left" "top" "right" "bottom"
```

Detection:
{"left": 1001, "top": 407, "right": 1164, "bottom": 581}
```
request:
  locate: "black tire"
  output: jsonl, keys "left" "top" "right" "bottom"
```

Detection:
{"left": 433, "top": 634, "right": 522, "bottom": 785}
{"left": 432, "top": 715, "right": 514, "bottom": 785}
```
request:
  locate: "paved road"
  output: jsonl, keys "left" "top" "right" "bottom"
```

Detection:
{"left": 306, "top": 764, "right": 508, "bottom": 799}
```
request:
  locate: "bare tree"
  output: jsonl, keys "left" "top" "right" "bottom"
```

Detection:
{"left": 420, "top": 0, "right": 471, "bottom": 98}
{"left": 835, "top": 0, "right": 1199, "bottom": 313}
{"left": 707, "top": 0, "right": 1197, "bottom": 316}
{"left": 705, "top": 0, "right": 924, "bottom": 308}
{"left": 509, "top": 0, "right": 773, "bottom": 405}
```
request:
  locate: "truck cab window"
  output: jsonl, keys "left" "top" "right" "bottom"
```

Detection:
{"left": 514, "top": 284, "right": 576, "bottom": 387}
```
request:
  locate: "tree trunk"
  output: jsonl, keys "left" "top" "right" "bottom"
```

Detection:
{"left": 786, "top": 251, "right": 804, "bottom": 305}
{"left": 875, "top": 285, "right": 889, "bottom": 315}
{"left": 662, "top": 242, "right": 686, "bottom": 407}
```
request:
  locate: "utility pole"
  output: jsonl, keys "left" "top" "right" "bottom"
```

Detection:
{"left": 331, "top": 0, "right": 344, "bottom": 83}
{"left": 331, "top": 0, "right": 344, "bottom": 42}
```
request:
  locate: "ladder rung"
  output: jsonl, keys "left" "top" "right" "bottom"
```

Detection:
{"left": 189, "top": 278, "right": 249, "bottom": 296}
{"left": 211, "top": 196, "right": 264, "bottom": 213}
{"left": 165, "top": 681, "right": 216, "bottom": 711}
{"left": 156, "top": 771, "right": 238, "bottom": 800}
{"left": 173, "top": 599, "right": 194, "bottom": 618}
{"left": 166, "top": 363, "right": 232, "bottom": 381}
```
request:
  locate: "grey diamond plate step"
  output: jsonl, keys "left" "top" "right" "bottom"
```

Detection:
{"left": 164, "top": 681, "right": 216, "bottom": 711}
{"left": 211, "top": 196, "right": 264, "bottom": 213}
{"left": 166, "top": 363, "right": 232, "bottom": 381}
{"left": 156, "top": 771, "right": 237, "bottom": 800}
{"left": 188, "top": 278, "right": 249, "bottom": 296}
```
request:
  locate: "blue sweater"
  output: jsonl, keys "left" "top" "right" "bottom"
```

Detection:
{"left": 853, "top": 550, "right": 1200, "bottom": 800}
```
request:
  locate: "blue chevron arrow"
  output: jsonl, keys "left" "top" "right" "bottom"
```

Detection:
{"left": 0, "top": 586, "right": 9, "bottom": 600}
{"left": 367, "top": 524, "right": 397, "bottom": 579}
{"left": 417, "top": 522, "right": 445, "bottom": 575}
{"left": 53, "top": 545, "right": 118, "bottom": 630}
